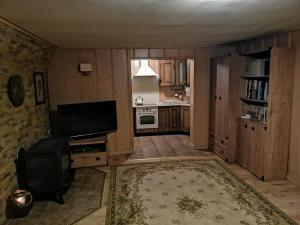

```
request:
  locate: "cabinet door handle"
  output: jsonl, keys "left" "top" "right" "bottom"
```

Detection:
{"left": 251, "top": 127, "right": 255, "bottom": 131}
{"left": 214, "top": 96, "right": 217, "bottom": 99}
{"left": 264, "top": 127, "right": 267, "bottom": 131}
{"left": 219, "top": 96, "right": 222, "bottom": 100}
{"left": 221, "top": 140, "right": 224, "bottom": 144}
{"left": 210, "top": 134, "right": 214, "bottom": 138}
{"left": 244, "top": 124, "right": 248, "bottom": 128}
{"left": 96, "top": 157, "right": 100, "bottom": 161}
{"left": 225, "top": 136, "right": 228, "bottom": 140}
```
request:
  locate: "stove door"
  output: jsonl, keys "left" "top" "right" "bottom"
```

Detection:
{"left": 136, "top": 111, "right": 158, "bottom": 129}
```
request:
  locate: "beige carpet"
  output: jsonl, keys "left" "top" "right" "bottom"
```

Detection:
{"left": 8, "top": 168, "right": 105, "bottom": 225}
{"left": 108, "top": 160, "right": 297, "bottom": 225}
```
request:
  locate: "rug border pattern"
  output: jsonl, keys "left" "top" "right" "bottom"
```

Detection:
{"left": 107, "top": 159, "right": 298, "bottom": 225}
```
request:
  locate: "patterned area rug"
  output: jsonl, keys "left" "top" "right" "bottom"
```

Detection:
{"left": 8, "top": 168, "right": 105, "bottom": 225}
{"left": 108, "top": 160, "right": 296, "bottom": 225}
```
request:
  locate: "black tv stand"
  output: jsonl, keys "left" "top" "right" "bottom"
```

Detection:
{"left": 70, "top": 132, "right": 107, "bottom": 140}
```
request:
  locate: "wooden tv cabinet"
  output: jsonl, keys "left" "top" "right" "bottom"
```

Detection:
{"left": 69, "top": 136, "right": 107, "bottom": 168}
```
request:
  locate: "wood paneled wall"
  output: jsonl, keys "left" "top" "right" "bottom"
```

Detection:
{"left": 48, "top": 48, "right": 133, "bottom": 154}
{"left": 47, "top": 47, "right": 235, "bottom": 156}
{"left": 191, "top": 47, "right": 236, "bottom": 149}
{"left": 237, "top": 29, "right": 300, "bottom": 185}
{"left": 287, "top": 30, "right": 300, "bottom": 186}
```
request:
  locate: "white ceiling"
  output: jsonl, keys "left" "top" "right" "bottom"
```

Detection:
{"left": 0, "top": 0, "right": 300, "bottom": 48}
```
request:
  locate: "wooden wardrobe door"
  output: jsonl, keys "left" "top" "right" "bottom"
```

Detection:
{"left": 237, "top": 120, "right": 250, "bottom": 168}
{"left": 209, "top": 59, "right": 217, "bottom": 137}
{"left": 215, "top": 57, "right": 229, "bottom": 148}
{"left": 247, "top": 124, "right": 264, "bottom": 178}
{"left": 219, "top": 58, "right": 230, "bottom": 147}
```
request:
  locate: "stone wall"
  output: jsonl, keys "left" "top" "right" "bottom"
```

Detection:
{"left": 0, "top": 22, "right": 54, "bottom": 224}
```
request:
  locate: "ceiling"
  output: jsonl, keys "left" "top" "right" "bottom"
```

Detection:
{"left": 0, "top": 0, "right": 300, "bottom": 48}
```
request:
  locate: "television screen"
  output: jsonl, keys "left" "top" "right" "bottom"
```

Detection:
{"left": 55, "top": 101, "right": 117, "bottom": 138}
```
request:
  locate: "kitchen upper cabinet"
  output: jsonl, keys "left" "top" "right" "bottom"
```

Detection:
{"left": 159, "top": 60, "right": 175, "bottom": 86}
{"left": 181, "top": 106, "right": 190, "bottom": 132}
{"left": 175, "top": 60, "right": 187, "bottom": 86}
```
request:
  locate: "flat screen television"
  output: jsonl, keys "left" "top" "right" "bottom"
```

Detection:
{"left": 54, "top": 101, "right": 117, "bottom": 138}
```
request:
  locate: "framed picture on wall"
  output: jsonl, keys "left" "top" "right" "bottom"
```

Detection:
{"left": 33, "top": 72, "right": 45, "bottom": 105}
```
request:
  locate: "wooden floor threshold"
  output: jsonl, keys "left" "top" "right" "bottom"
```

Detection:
{"left": 125, "top": 155, "right": 219, "bottom": 165}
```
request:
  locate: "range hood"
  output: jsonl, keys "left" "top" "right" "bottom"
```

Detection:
{"left": 134, "top": 60, "right": 158, "bottom": 77}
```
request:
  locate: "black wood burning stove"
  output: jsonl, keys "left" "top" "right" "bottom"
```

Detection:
{"left": 16, "top": 137, "right": 74, "bottom": 204}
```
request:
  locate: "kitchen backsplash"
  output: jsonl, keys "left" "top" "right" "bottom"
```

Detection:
{"left": 160, "top": 86, "right": 190, "bottom": 102}
{"left": 132, "top": 76, "right": 160, "bottom": 104}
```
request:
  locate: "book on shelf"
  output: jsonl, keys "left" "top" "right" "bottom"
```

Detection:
{"left": 245, "top": 79, "right": 269, "bottom": 102}
{"left": 246, "top": 59, "right": 270, "bottom": 76}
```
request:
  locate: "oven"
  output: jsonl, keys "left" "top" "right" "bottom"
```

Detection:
{"left": 136, "top": 107, "right": 158, "bottom": 129}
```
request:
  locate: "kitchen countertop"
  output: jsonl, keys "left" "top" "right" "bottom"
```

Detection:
{"left": 133, "top": 101, "right": 190, "bottom": 108}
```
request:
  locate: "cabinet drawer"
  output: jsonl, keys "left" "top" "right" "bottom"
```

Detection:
{"left": 215, "top": 136, "right": 228, "bottom": 149}
{"left": 71, "top": 152, "right": 107, "bottom": 168}
{"left": 214, "top": 143, "right": 228, "bottom": 161}
{"left": 209, "top": 133, "right": 215, "bottom": 151}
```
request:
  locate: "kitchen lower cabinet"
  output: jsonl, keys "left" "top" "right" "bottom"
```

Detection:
{"left": 158, "top": 107, "right": 172, "bottom": 132}
{"left": 135, "top": 106, "right": 190, "bottom": 134}
{"left": 181, "top": 107, "right": 190, "bottom": 132}
{"left": 171, "top": 107, "right": 181, "bottom": 132}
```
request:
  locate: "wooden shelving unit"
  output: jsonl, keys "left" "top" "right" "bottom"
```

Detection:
{"left": 240, "top": 97, "right": 268, "bottom": 106}
{"left": 241, "top": 75, "right": 269, "bottom": 80}
{"left": 236, "top": 47, "right": 295, "bottom": 181}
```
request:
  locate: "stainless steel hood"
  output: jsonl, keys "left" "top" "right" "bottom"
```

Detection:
{"left": 134, "top": 60, "right": 158, "bottom": 77}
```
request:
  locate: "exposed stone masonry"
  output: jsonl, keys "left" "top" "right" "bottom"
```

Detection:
{"left": 0, "top": 22, "right": 54, "bottom": 224}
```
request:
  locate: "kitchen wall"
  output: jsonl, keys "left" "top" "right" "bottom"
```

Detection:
{"left": 0, "top": 22, "right": 54, "bottom": 224}
{"left": 131, "top": 60, "right": 160, "bottom": 104}
{"left": 236, "top": 29, "right": 300, "bottom": 186}
{"left": 132, "top": 76, "right": 160, "bottom": 104}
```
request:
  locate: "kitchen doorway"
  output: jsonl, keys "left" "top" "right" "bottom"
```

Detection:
{"left": 128, "top": 58, "right": 206, "bottom": 160}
